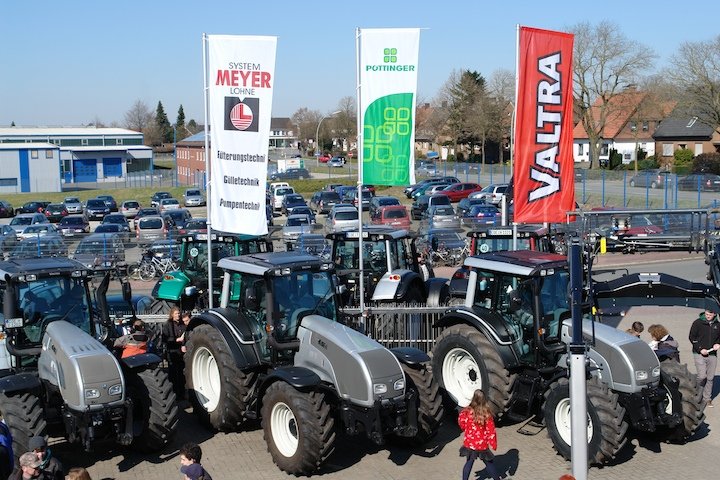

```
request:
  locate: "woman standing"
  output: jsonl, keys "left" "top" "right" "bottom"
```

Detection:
{"left": 162, "top": 306, "right": 186, "bottom": 399}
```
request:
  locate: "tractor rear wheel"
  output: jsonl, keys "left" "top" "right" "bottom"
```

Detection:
{"left": 0, "top": 392, "right": 47, "bottom": 464}
{"left": 658, "top": 359, "right": 705, "bottom": 440}
{"left": 431, "top": 324, "right": 515, "bottom": 414}
{"left": 126, "top": 366, "right": 178, "bottom": 451}
{"left": 148, "top": 299, "right": 173, "bottom": 315}
{"left": 544, "top": 376, "right": 628, "bottom": 465}
{"left": 185, "top": 324, "right": 257, "bottom": 431}
{"left": 398, "top": 363, "right": 443, "bottom": 445}
{"left": 261, "top": 382, "right": 335, "bottom": 475}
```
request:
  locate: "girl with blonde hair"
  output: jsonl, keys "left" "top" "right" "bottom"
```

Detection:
{"left": 458, "top": 389, "right": 501, "bottom": 480}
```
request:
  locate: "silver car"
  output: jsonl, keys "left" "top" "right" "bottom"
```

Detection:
{"left": 183, "top": 188, "right": 206, "bottom": 207}
{"left": 421, "top": 205, "right": 461, "bottom": 231}
{"left": 325, "top": 207, "right": 359, "bottom": 233}
{"left": 18, "top": 224, "right": 59, "bottom": 240}
{"left": 135, "top": 215, "right": 167, "bottom": 246}
{"left": 64, "top": 196, "right": 84, "bottom": 214}
{"left": 9, "top": 213, "right": 49, "bottom": 235}
{"left": 282, "top": 214, "right": 313, "bottom": 245}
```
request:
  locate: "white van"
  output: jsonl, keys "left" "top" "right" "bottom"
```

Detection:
{"left": 269, "top": 182, "right": 290, "bottom": 195}
{"left": 273, "top": 186, "right": 295, "bottom": 212}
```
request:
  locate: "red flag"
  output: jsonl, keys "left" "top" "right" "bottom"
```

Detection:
{"left": 513, "top": 26, "right": 575, "bottom": 223}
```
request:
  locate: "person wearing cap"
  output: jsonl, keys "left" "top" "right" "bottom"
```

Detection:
{"left": 8, "top": 452, "right": 51, "bottom": 480}
{"left": 113, "top": 320, "right": 149, "bottom": 358}
{"left": 179, "top": 442, "right": 212, "bottom": 480}
{"left": 28, "top": 436, "right": 63, "bottom": 480}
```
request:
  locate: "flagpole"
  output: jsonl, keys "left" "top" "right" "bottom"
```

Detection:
{"left": 512, "top": 24, "right": 520, "bottom": 251}
{"left": 202, "top": 33, "right": 214, "bottom": 309}
{"left": 355, "top": 27, "right": 366, "bottom": 328}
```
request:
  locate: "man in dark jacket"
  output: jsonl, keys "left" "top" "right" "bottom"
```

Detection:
{"left": 689, "top": 309, "right": 720, "bottom": 406}
{"left": 8, "top": 452, "right": 52, "bottom": 480}
{"left": 28, "top": 436, "right": 63, "bottom": 480}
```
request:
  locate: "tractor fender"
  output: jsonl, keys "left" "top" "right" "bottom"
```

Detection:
{"left": 390, "top": 347, "right": 431, "bottom": 366}
{"left": 257, "top": 366, "right": 322, "bottom": 400}
{"left": 121, "top": 352, "right": 163, "bottom": 370}
{"left": 154, "top": 271, "right": 191, "bottom": 302}
{"left": 425, "top": 277, "right": 450, "bottom": 306}
{"left": 372, "top": 270, "right": 416, "bottom": 301}
{"left": 186, "top": 308, "right": 263, "bottom": 370}
{"left": 0, "top": 372, "right": 41, "bottom": 395}
{"left": 434, "top": 307, "right": 521, "bottom": 367}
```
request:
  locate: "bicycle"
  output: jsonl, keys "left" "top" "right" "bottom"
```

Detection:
{"left": 128, "top": 251, "right": 179, "bottom": 281}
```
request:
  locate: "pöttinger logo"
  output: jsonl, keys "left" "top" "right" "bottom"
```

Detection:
{"left": 383, "top": 48, "right": 397, "bottom": 63}
{"left": 224, "top": 97, "right": 259, "bottom": 132}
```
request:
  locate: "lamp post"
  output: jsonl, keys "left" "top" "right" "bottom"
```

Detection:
{"left": 315, "top": 110, "right": 341, "bottom": 161}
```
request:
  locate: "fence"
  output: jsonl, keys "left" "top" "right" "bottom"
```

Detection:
{"left": 62, "top": 170, "right": 207, "bottom": 191}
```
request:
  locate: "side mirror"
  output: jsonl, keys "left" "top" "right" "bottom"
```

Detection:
{"left": 244, "top": 283, "right": 260, "bottom": 311}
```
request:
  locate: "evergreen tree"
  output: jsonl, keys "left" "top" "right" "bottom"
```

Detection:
{"left": 175, "top": 105, "right": 187, "bottom": 140}
{"left": 155, "top": 101, "right": 173, "bottom": 143}
{"left": 10, "top": 121, "right": 15, "bottom": 127}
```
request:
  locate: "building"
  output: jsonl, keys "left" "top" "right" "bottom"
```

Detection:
{"left": 0, "top": 142, "right": 62, "bottom": 193}
{"left": 0, "top": 127, "right": 153, "bottom": 184}
{"left": 653, "top": 114, "right": 720, "bottom": 166}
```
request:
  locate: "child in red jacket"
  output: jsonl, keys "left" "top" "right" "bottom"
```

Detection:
{"left": 458, "top": 389, "right": 501, "bottom": 480}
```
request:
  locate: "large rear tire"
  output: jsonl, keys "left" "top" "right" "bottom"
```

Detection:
{"left": 658, "top": 359, "right": 705, "bottom": 440}
{"left": 543, "top": 376, "right": 628, "bottom": 465}
{"left": 126, "top": 366, "right": 178, "bottom": 451}
{"left": 148, "top": 299, "right": 173, "bottom": 315}
{"left": 0, "top": 392, "right": 47, "bottom": 463}
{"left": 185, "top": 324, "right": 257, "bottom": 431}
{"left": 261, "top": 382, "right": 335, "bottom": 475}
{"left": 398, "top": 363, "right": 443, "bottom": 444}
{"left": 431, "top": 324, "right": 515, "bottom": 414}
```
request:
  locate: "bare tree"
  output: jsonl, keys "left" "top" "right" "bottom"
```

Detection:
{"left": 124, "top": 100, "right": 153, "bottom": 132}
{"left": 331, "top": 96, "right": 357, "bottom": 152}
{"left": 488, "top": 69, "right": 515, "bottom": 163}
{"left": 667, "top": 35, "right": 720, "bottom": 133}
{"left": 291, "top": 107, "right": 322, "bottom": 151}
{"left": 571, "top": 21, "right": 656, "bottom": 168}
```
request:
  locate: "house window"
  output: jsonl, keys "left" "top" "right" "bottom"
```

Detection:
{"left": 678, "top": 144, "right": 687, "bottom": 150}
{"left": 578, "top": 144, "right": 584, "bottom": 155}
{"left": 81, "top": 138, "right": 88, "bottom": 146}
{"left": 0, "top": 178, "right": 17, "bottom": 186}
{"left": 630, "top": 121, "right": 637, "bottom": 131}
{"left": 45, "top": 150, "right": 53, "bottom": 159}
{"left": 31, "top": 150, "right": 38, "bottom": 159}
{"left": 662, "top": 143, "right": 673, "bottom": 156}
{"left": 695, "top": 143, "right": 703, "bottom": 155}
{"left": 116, "top": 138, "right": 123, "bottom": 145}
{"left": 600, "top": 144, "right": 609, "bottom": 156}
{"left": 642, "top": 121, "right": 649, "bottom": 131}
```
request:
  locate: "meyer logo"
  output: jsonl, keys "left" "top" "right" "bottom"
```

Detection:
{"left": 366, "top": 46, "right": 415, "bottom": 72}
{"left": 224, "top": 97, "right": 259, "bottom": 132}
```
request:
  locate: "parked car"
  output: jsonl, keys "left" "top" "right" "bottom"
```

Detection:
{"left": 345, "top": 188, "right": 372, "bottom": 211}
{"left": 183, "top": 188, "right": 206, "bottom": 207}
{"left": 178, "top": 218, "right": 208, "bottom": 235}
{"left": 281, "top": 193, "right": 307, "bottom": 216}
{"left": 370, "top": 205, "right": 411, "bottom": 229}
{"left": 158, "top": 198, "right": 181, "bottom": 212}
{"left": 0, "top": 224, "right": 19, "bottom": 255}
{"left": 441, "top": 182, "right": 483, "bottom": 202}
{"left": 18, "top": 224, "right": 60, "bottom": 240}
{"left": 96, "top": 195, "right": 118, "bottom": 212}
{"left": 9, "top": 213, "right": 49, "bottom": 234}
{"left": 101, "top": 213, "right": 132, "bottom": 234}
{"left": 369, "top": 196, "right": 401, "bottom": 219}
{"left": 10, "top": 236, "right": 67, "bottom": 259}
{"left": 269, "top": 182, "right": 290, "bottom": 194}
{"left": 309, "top": 190, "right": 342, "bottom": 214}
{"left": 457, "top": 197, "right": 488, "bottom": 217}
{"left": 135, "top": 207, "right": 160, "bottom": 221}
{"left": 63, "top": 196, "right": 83, "bottom": 214}
{"left": 461, "top": 204, "right": 502, "bottom": 228}
{"left": 150, "top": 191, "right": 173, "bottom": 208}
{"left": 293, "top": 233, "right": 331, "bottom": 259}
{"left": 58, "top": 215, "right": 90, "bottom": 237}
{"left": 72, "top": 233, "right": 126, "bottom": 270}
{"left": 676, "top": 173, "right": 720, "bottom": 192}
{"left": 43, "top": 203, "right": 68, "bottom": 223}
{"left": 15, "top": 201, "right": 49, "bottom": 215}
{"left": 135, "top": 215, "right": 167, "bottom": 246}
{"left": 94, "top": 223, "right": 130, "bottom": 244}
{"left": 282, "top": 214, "right": 314, "bottom": 246}
{"left": 288, "top": 205, "right": 316, "bottom": 224}
{"left": 419, "top": 229, "right": 467, "bottom": 264}
{"left": 426, "top": 184, "right": 453, "bottom": 195}
{"left": 411, "top": 194, "right": 451, "bottom": 220}
{"left": 318, "top": 154, "right": 332, "bottom": 163}
{"left": 270, "top": 167, "right": 311, "bottom": 180}
{"left": 273, "top": 186, "right": 295, "bottom": 212}
{"left": 325, "top": 206, "right": 359, "bottom": 233}
{"left": 331, "top": 156, "right": 346, "bottom": 165}
{"left": 84, "top": 198, "right": 110, "bottom": 220}
{"left": 404, "top": 176, "right": 460, "bottom": 198}
{"left": 469, "top": 183, "right": 509, "bottom": 205}
{"left": 421, "top": 205, "right": 461, "bottom": 231}
{"left": 162, "top": 209, "right": 193, "bottom": 232}
{"left": 628, "top": 169, "right": 672, "bottom": 189}
{"left": 328, "top": 157, "right": 344, "bottom": 168}
{"left": 120, "top": 200, "right": 141, "bottom": 219}
{"left": 0, "top": 200, "right": 14, "bottom": 218}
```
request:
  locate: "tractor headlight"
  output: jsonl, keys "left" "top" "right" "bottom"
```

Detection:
{"left": 373, "top": 383, "right": 388, "bottom": 395}
{"left": 84, "top": 388, "right": 100, "bottom": 399}
{"left": 108, "top": 384, "right": 122, "bottom": 396}
{"left": 393, "top": 379, "right": 405, "bottom": 391}
{"left": 651, "top": 366, "right": 661, "bottom": 378}
{"left": 635, "top": 370, "right": 648, "bottom": 381}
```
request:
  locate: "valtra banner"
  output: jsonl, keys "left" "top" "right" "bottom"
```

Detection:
{"left": 513, "top": 26, "right": 575, "bottom": 223}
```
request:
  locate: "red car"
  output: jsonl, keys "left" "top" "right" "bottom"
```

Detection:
{"left": 370, "top": 205, "right": 411, "bottom": 229}
{"left": 318, "top": 154, "right": 332, "bottom": 163}
{"left": 441, "top": 182, "right": 483, "bottom": 202}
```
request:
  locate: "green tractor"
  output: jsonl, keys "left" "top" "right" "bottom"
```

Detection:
{"left": 149, "top": 232, "right": 273, "bottom": 313}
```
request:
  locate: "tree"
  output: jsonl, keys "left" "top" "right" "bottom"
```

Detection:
{"left": 331, "top": 96, "right": 357, "bottom": 152}
{"left": 442, "top": 70, "right": 487, "bottom": 159}
{"left": 667, "top": 35, "right": 720, "bottom": 134}
{"left": 187, "top": 119, "right": 199, "bottom": 133}
{"left": 291, "top": 107, "right": 322, "bottom": 151}
{"left": 124, "top": 100, "right": 153, "bottom": 132}
{"left": 175, "top": 105, "right": 187, "bottom": 140}
{"left": 571, "top": 21, "right": 656, "bottom": 169}
{"left": 488, "top": 69, "right": 515, "bottom": 163}
{"left": 155, "top": 101, "right": 173, "bottom": 144}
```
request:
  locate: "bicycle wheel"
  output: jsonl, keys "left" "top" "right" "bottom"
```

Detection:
{"left": 127, "top": 263, "right": 142, "bottom": 280}
{"left": 138, "top": 263, "right": 157, "bottom": 281}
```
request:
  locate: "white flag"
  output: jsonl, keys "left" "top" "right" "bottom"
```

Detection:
{"left": 207, "top": 35, "right": 276, "bottom": 235}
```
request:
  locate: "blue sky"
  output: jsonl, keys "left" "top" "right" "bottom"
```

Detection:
{"left": 2, "top": 0, "right": 718, "bottom": 128}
